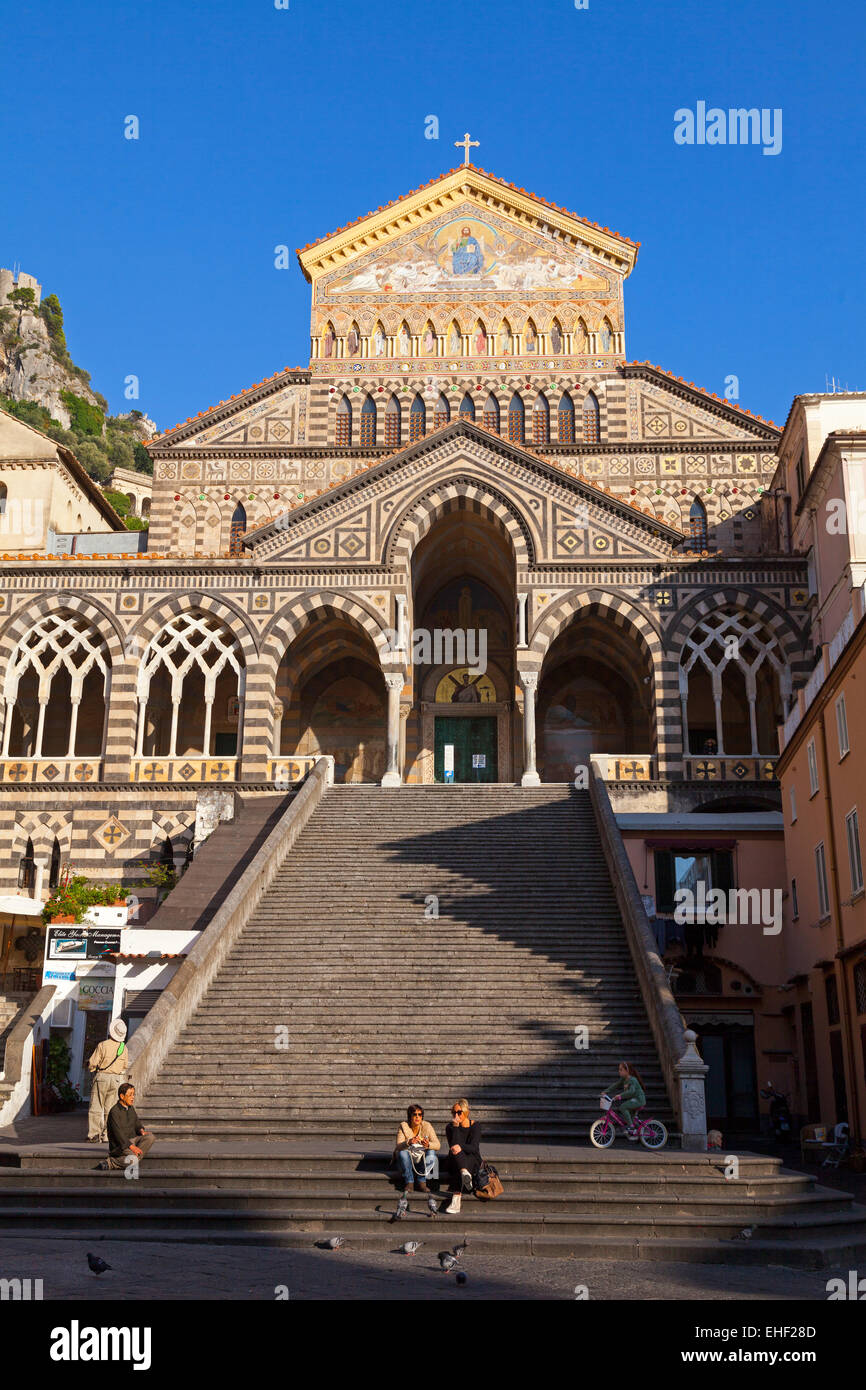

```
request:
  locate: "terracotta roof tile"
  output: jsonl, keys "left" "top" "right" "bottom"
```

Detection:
{"left": 627, "top": 361, "right": 778, "bottom": 429}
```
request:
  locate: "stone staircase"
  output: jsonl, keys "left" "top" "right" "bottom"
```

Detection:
{"left": 0, "top": 992, "right": 30, "bottom": 1107}
{"left": 142, "top": 785, "right": 673, "bottom": 1142}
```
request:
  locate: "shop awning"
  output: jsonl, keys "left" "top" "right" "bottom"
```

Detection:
{"left": 0, "top": 895, "right": 44, "bottom": 916}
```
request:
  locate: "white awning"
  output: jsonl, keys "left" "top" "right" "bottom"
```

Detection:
{"left": 0, "top": 895, "right": 44, "bottom": 917}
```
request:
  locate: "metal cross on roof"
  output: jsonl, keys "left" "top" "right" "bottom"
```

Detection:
{"left": 455, "top": 132, "right": 480, "bottom": 165}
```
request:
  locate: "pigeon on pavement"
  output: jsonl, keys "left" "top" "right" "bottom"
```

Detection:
{"left": 87, "top": 1252, "right": 112, "bottom": 1276}
{"left": 427, "top": 1196, "right": 438, "bottom": 1216}
{"left": 438, "top": 1251, "right": 458, "bottom": 1271}
{"left": 401, "top": 1240, "right": 422, "bottom": 1255}
{"left": 319, "top": 1236, "right": 345, "bottom": 1250}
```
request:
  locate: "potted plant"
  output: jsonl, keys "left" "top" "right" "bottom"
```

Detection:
{"left": 44, "top": 1035, "right": 80, "bottom": 1113}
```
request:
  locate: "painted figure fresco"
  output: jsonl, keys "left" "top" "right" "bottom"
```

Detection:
{"left": 525, "top": 322, "right": 537, "bottom": 352}
{"left": 499, "top": 322, "right": 511, "bottom": 355}
{"left": 347, "top": 325, "right": 360, "bottom": 355}
{"left": 451, "top": 226, "right": 484, "bottom": 276}
{"left": 601, "top": 322, "right": 613, "bottom": 352}
{"left": 550, "top": 323, "right": 563, "bottom": 353}
{"left": 448, "top": 323, "right": 461, "bottom": 354}
{"left": 474, "top": 325, "right": 487, "bottom": 355}
{"left": 398, "top": 324, "right": 411, "bottom": 356}
{"left": 323, "top": 326, "right": 335, "bottom": 358}
{"left": 424, "top": 325, "right": 436, "bottom": 354}
{"left": 374, "top": 325, "right": 386, "bottom": 356}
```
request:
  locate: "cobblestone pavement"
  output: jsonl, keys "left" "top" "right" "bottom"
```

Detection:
{"left": 0, "top": 1237, "right": 836, "bottom": 1300}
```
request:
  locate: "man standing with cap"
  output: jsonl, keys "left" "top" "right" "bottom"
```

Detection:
{"left": 86, "top": 1018, "right": 128, "bottom": 1143}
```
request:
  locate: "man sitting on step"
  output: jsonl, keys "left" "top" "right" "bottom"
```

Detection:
{"left": 97, "top": 1083, "right": 155, "bottom": 1172}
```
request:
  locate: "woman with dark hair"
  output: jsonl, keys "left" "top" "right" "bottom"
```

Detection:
{"left": 443, "top": 1099, "right": 483, "bottom": 1214}
{"left": 394, "top": 1104, "right": 440, "bottom": 1193}
{"left": 603, "top": 1062, "right": 646, "bottom": 1139}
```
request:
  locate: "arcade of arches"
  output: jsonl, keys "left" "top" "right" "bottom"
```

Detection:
{"left": 0, "top": 591, "right": 792, "bottom": 785}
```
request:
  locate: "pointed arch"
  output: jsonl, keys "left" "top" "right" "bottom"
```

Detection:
{"left": 558, "top": 391, "right": 575, "bottom": 443}
{"left": 18, "top": 836, "right": 35, "bottom": 894}
{"left": 409, "top": 392, "right": 426, "bottom": 441}
{"left": 689, "top": 496, "right": 708, "bottom": 550}
{"left": 458, "top": 391, "right": 476, "bottom": 421}
{"left": 533, "top": 393, "right": 550, "bottom": 444}
{"left": 386, "top": 477, "right": 535, "bottom": 570}
{"left": 229, "top": 503, "right": 247, "bottom": 558}
{"left": 498, "top": 319, "right": 512, "bottom": 356}
{"left": 434, "top": 392, "right": 451, "bottom": 429}
{"left": 372, "top": 321, "right": 387, "bottom": 358}
{"left": 524, "top": 318, "right": 538, "bottom": 353}
{"left": 447, "top": 320, "right": 462, "bottom": 355}
{"left": 508, "top": 391, "right": 525, "bottom": 444}
{"left": 136, "top": 609, "right": 246, "bottom": 759}
{"left": 360, "top": 392, "right": 377, "bottom": 447}
{"left": 384, "top": 393, "right": 401, "bottom": 447}
{"left": 600, "top": 317, "right": 614, "bottom": 352}
{"left": 583, "top": 391, "right": 600, "bottom": 443}
{"left": 335, "top": 393, "right": 352, "bottom": 445}
{"left": 322, "top": 321, "right": 337, "bottom": 358}
{"left": 473, "top": 319, "right": 487, "bottom": 355}
{"left": 347, "top": 321, "right": 361, "bottom": 356}
{"left": 483, "top": 392, "right": 500, "bottom": 434}
{"left": 574, "top": 317, "right": 589, "bottom": 353}
{"left": 397, "top": 320, "right": 412, "bottom": 357}
{"left": 1, "top": 608, "right": 112, "bottom": 760}
{"left": 49, "top": 835, "right": 62, "bottom": 892}
{"left": 549, "top": 317, "right": 564, "bottom": 354}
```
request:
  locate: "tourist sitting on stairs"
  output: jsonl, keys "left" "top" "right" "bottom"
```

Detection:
{"left": 444, "top": 1099, "right": 483, "bottom": 1214}
{"left": 604, "top": 1062, "right": 646, "bottom": 1139}
{"left": 394, "top": 1104, "right": 441, "bottom": 1193}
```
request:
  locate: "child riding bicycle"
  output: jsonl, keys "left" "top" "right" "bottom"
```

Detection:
{"left": 603, "top": 1061, "right": 646, "bottom": 1139}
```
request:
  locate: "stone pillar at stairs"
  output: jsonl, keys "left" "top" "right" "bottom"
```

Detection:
{"left": 382, "top": 672, "right": 406, "bottom": 786}
{"left": 518, "top": 670, "right": 541, "bottom": 787}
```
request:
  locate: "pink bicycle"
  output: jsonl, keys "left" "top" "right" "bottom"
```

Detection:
{"left": 589, "top": 1093, "right": 668, "bottom": 1150}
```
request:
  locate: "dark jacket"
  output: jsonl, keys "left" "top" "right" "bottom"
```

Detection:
{"left": 445, "top": 1120, "right": 482, "bottom": 1162}
{"left": 107, "top": 1100, "right": 144, "bottom": 1158}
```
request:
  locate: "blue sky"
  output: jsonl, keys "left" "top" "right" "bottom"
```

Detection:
{"left": 4, "top": 0, "right": 864, "bottom": 431}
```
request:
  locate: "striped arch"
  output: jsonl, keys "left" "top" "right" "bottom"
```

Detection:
{"left": 0, "top": 592, "right": 126, "bottom": 668}
{"left": 529, "top": 589, "right": 662, "bottom": 665}
{"left": 530, "top": 588, "right": 671, "bottom": 765}
{"left": 12, "top": 812, "right": 72, "bottom": 860}
{"left": 129, "top": 591, "right": 260, "bottom": 667}
{"left": 385, "top": 476, "right": 535, "bottom": 570}
{"left": 260, "top": 593, "right": 391, "bottom": 670}
{"left": 666, "top": 587, "right": 809, "bottom": 674}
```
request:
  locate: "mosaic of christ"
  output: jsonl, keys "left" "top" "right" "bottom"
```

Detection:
{"left": 327, "top": 214, "right": 609, "bottom": 296}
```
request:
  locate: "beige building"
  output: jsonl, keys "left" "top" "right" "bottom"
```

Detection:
{"left": 109, "top": 465, "right": 152, "bottom": 520}
{"left": 0, "top": 408, "right": 124, "bottom": 554}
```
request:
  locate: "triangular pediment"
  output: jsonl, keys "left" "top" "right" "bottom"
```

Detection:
{"left": 298, "top": 165, "right": 638, "bottom": 289}
{"left": 624, "top": 365, "right": 780, "bottom": 442}
{"left": 148, "top": 369, "right": 310, "bottom": 449}
{"left": 243, "top": 420, "right": 684, "bottom": 567}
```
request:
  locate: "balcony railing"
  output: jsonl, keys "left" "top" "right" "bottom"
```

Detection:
{"left": 130, "top": 757, "right": 238, "bottom": 784}
{"left": 0, "top": 758, "right": 102, "bottom": 785}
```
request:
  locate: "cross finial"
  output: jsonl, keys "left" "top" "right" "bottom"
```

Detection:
{"left": 455, "top": 131, "right": 480, "bottom": 166}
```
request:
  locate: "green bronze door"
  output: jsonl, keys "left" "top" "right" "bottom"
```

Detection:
{"left": 434, "top": 717, "right": 498, "bottom": 783}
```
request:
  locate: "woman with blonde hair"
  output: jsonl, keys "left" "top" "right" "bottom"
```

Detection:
{"left": 443, "top": 1098, "right": 483, "bottom": 1215}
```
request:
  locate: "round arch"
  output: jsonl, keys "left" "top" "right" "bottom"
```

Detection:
{"left": 529, "top": 589, "right": 663, "bottom": 665}
{"left": 129, "top": 591, "right": 260, "bottom": 668}
{"left": 385, "top": 474, "right": 536, "bottom": 570}
{"left": 0, "top": 592, "right": 126, "bottom": 668}
{"left": 260, "top": 593, "right": 392, "bottom": 672}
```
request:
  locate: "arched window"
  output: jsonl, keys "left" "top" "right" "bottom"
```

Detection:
{"left": 533, "top": 394, "right": 550, "bottom": 444}
{"left": 458, "top": 392, "right": 475, "bottom": 421}
{"left": 49, "top": 836, "right": 61, "bottom": 892}
{"left": 583, "top": 392, "right": 599, "bottom": 444}
{"left": 558, "top": 391, "right": 575, "bottom": 443}
{"left": 384, "top": 394, "right": 401, "bottom": 447}
{"left": 2, "top": 610, "right": 111, "bottom": 760}
{"left": 434, "top": 392, "right": 450, "bottom": 430}
{"left": 160, "top": 836, "right": 174, "bottom": 870}
{"left": 335, "top": 394, "right": 352, "bottom": 446}
{"left": 137, "top": 611, "right": 245, "bottom": 760}
{"left": 360, "top": 394, "right": 377, "bottom": 447}
{"left": 229, "top": 503, "right": 247, "bottom": 558}
{"left": 483, "top": 393, "right": 500, "bottom": 434}
{"left": 409, "top": 393, "right": 426, "bottom": 441}
{"left": 689, "top": 498, "right": 708, "bottom": 549}
{"left": 680, "top": 607, "right": 789, "bottom": 757}
{"left": 18, "top": 837, "right": 35, "bottom": 894}
{"left": 508, "top": 392, "right": 525, "bottom": 443}
{"left": 0, "top": 482, "right": 7, "bottom": 517}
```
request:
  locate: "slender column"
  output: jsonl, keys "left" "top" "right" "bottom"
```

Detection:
{"left": 135, "top": 698, "right": 146, "bottom": 757}
{"left": 395, "top": 595, "right": 408, "bottom": 654}
{"left": 33, "top": 860, "right": 46, "bottom": 900}
{"left": 168, "top": 697, "right": 180, "bottom": 759}
{"left": 519, "top": 670, "right": 541, "bottom": 787}
{"left": 517, "top": 593, "right": 528, "bottom": 649}
{"left": 202, "top": 698, "right": 214, "bottom": 758}
{"left": 66, "top": 697, "right": 81, "bottom": 759}
{"left": 713, "top": 693, "right": 725, "bottom": 756}
{"left": 748, "top": 695, "right": 759, "bottom": 756}
{"left": 382, "top": 672, "right": 404, "bottom": 787}
{"left": 34, "top": 698, "right": 48, "bottom": 760}
{"left": 2, "top": 702, "right": 11, "bottom": 756}
{"left": 271, "top": 700, "right": 284, "bottom": 758}
{"left": 679, "top": 669, "right": 690, "bottom": 758}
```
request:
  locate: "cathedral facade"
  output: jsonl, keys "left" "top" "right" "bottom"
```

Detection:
{"left": 0, "top": 163, "right": 810, "bottom": 890}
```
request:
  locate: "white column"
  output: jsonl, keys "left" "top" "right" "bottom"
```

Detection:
{"left": 382, "top": 672, "right": 404, "bottom": 787}
{"left": 66, "top": 697, "right": 81, "bottom": 759}
{"left": 2, "top": 702, "right": 12, "bottom": 757}
{"left": 395, "top": 595, "right": 408, "bottom": 654}
{"left": 713, "top": 694, "right": 725, "bottom": 756}
{"left": 679, "top": 669, "right": 690, "bottom": 757}
{"left": 34, "top": 698, "right": 48, "bottom": 760}
{"left": 202, "top": 698, "right": 214, "bottom": 758}
{"left": 517, "top": 593, "right": 529, "bottom": 649}
{"left": 519, "top": 671, "right": 541, "bottom": 787}
{"left": 135, "top": 698, "right": 147, "bottom": 758}
{"left": 748, "top": 695, "right": 759, "bottom": 756}
{"left": 33, "top": 860, "right": 46, "bottom": 900}
{"left": 168, "top": 697, "right": 180, "bottom": 759}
